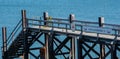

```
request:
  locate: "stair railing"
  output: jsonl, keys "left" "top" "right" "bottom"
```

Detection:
{"left": 7, "top": 20, "right": 22, "bottom": 49}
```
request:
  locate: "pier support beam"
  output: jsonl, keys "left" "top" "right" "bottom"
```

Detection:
{"left": 45, "top": 33, "right": 55, "bottom": 59}
{"left": 22, "top": 10, "right": 29, "bottom": 59}
{"left": 111, "top": 44, "right": 117, "bottom": 59}
{"left": 100, "top": 44, "right": 105, "bottom": 59}
{"left": 69, "top": 14, "right": 76, "bottom": 59}
{"left": 77, "top": 39, "right": 83, "bottom": 59}
{"left": 44, "top": 12, "right": 49, "bottom": 59}
{"left": 2, "top": 27, "right": 7, "bottom": 59}
{"left": 70, "top": 36, "right": 75, "bottom": 59}
{"left": 48, "top": 33, "right": 55, "bottom": 59}
{"left": 45, "top": 33, "right": 49, "bottom": 59}
{"left": 44, "top": 12, "right": 55, "bottom": 59}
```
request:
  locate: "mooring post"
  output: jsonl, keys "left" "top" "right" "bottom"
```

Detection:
{"left": 43, "top": 12, "right": 49, "bottom": 25}
{"left": 69, "top": 14, "right": 75, "bottom": 31}
{"left": 98, "top": 17, "right": 104, "bottom": 27}
{"left": 43, "top": 12, "right": 49, "bottom": 59}
{"left": 2, "top": 27, "right": 7, "bottom": 59}
{"left": 21, "top": 10, "right": 29, "bottom": 59}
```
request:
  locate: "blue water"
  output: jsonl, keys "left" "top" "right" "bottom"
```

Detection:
{"left": 0, "top": 0, "right": 120, "bottom": 59}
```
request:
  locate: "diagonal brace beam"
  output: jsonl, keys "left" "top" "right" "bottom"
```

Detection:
{"left": 55, "top": 36, "right": 71, "bottom": 53}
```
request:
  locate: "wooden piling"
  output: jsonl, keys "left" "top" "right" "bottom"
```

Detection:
{"left": 78, "top": 39, "right": 83, "bottom": 59}
{"left": 2, "top": 27, "right": 7, "bottom": 59}
{"left": 21, "top": 10, "right": 29, "bottom": 59}
{"left": 22, "top": 10, "right": 28, "bottom": 31}
{"left": 111, "top": 44, "right": 117, "bottom": 59}
{"left": 43, "top": 12, "right": 49, "bottom": 59}
{"left": 71, "top": 36, "right": 75, "bottom": 59}
{"left": 69, "top": 14, "right": 76, "bottom": 59}
{"left": 100, "top": 44, "right": 105, "bottom": 59}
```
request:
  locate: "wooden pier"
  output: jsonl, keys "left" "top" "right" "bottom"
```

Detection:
{"left": 2, "top": 10, "right": 120, "bottom": 59}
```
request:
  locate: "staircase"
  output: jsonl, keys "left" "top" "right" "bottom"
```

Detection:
{"left": 7, "top": 28, "right": 41, "bottom": 58}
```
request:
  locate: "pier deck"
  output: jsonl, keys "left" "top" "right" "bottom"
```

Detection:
{"left": 2, "top": 10, "right": 120, "bottom": 59}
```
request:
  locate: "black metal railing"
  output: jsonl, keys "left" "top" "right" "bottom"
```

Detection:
{"left": 28, "top": 17, "right": 120, "bottom": 37}
{"left": 7, "top": 20, "right": 22, "bottom": 49}
{"left": 6, "top": 17, "right": 120, "bottom": 50}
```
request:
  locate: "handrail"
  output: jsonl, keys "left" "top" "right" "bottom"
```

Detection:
{"left": 28, "top": 18, "right": 120, "bottom": 36}
{"left": 7, "top": 20, "right": 22, "bottom": 48}
{"left": 7, "top": 17, "right": 120, "bottom": 49}
{"left": 28, "top": 19, "right": 70, "bottom": 30}
{"left": 28, "top": 18, "right": 120, "bottom": 29}
{"left": 52, "top": 18, "right": 69, "bottom": 21}
{"left": 52, "top": 18, "right": 120, "bottom": 27}
{"left": 52, "top": 18, "right": 120, "bottom": 30}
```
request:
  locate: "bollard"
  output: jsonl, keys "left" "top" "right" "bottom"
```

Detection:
{"left": 98, "top": 17, "right": 104, "bottom": 27}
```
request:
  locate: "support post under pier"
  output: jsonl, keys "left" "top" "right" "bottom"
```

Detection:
{"left": 2, "top": 27, "right": 7, "bottom": 59}
{"left": 22, "top": 10, "right": 29, "bottom": 59}
{"left": 111, "top": 44, "right": 117, "bottom": 59}
{"left": 77, "top": 39, "right": 83, "bottom": 59}
{"left": 70, "top": 36, "right": 75, "bottom": 59}
{"left": 100, "top": 44, "right": 105, "bottom": 59}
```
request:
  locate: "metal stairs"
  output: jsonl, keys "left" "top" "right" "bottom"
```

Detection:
{"left": 7, "top": 29, "right": 41, "bottom": 58}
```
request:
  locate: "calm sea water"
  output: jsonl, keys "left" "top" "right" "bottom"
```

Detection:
{"left": 0, "top": 0, "right": 120, "bottom": 59}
